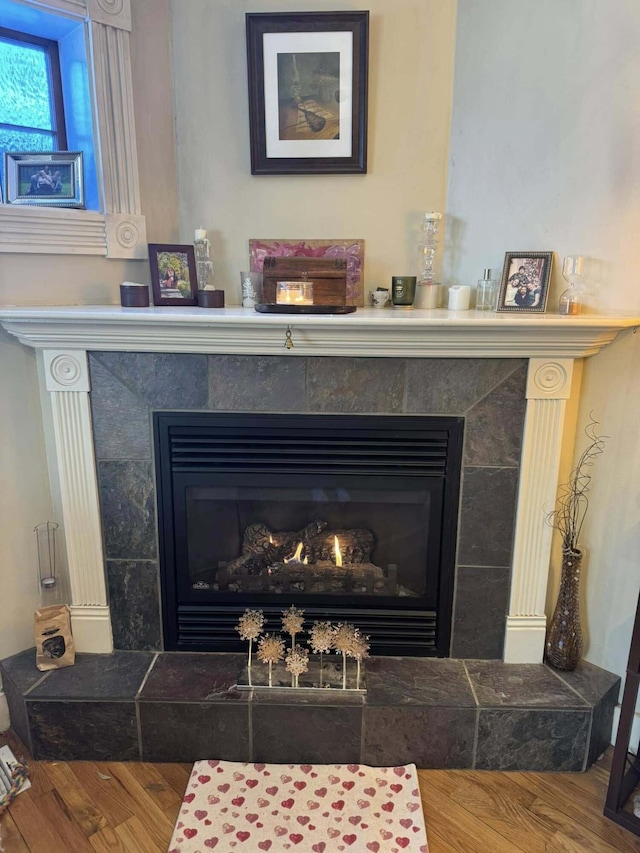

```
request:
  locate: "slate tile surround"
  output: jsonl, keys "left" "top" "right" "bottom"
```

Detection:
{"left": 89, "top": 353, "right": 528, "bottom": 656}
{"left": 1, "top": 650, "right": 619, "bottom": 771}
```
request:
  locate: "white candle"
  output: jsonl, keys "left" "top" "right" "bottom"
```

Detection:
{"left": 447, "top": 285, "right": 471, "bottom": 310}
{"left": 194, "top": 227, "right": 207, "bottom": 241}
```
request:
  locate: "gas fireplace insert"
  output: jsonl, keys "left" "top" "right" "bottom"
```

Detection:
{"left": 155, "top": 412, "right": 463, "bottom": 656}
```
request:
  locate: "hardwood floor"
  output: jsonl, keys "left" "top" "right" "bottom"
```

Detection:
{"left": 0, "top": 731, "right": 637, "bottom": 852}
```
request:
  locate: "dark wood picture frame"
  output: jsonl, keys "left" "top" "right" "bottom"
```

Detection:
{"left": 496, "top": 251, "right": 553, "bottom": 313}
{"left": 148, "top": 243, "right": 198, "bottom": 306}
{"left": 246, "top": 11, "right": 369, "bottom": 175}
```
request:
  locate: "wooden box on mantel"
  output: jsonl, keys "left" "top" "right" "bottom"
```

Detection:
{"left": 262, "top": 256, "right": 347, "bottom": 305}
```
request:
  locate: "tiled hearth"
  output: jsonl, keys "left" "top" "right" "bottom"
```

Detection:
{"left": 1, "top": 650, "right": 619, "bottom": 772}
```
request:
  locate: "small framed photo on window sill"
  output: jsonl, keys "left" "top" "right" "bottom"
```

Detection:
{"left": 3, "top": 151, "right": 84, "bottom": 208}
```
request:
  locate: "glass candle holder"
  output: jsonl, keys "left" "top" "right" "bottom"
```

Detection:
{"left": 418, "top": 212, "right": 443, "bottom": 286}
{"left": 276, "top": 281, "right": 313, "bottom": 305}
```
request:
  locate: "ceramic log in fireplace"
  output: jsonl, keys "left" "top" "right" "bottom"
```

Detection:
{"left": 155, "top": 413, "right": 463, "bottom": 656}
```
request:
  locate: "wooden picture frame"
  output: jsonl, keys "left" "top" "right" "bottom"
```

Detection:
{"left": 148, "top": 243, "right": 198, "bottom": 306}
{"left": 246, "top": 11, "right": 369, "bottom": 175}
{"left": 3, "top": 151, "right": 84, "bottom": 208}
{"left": 497, "top": 251, "right": 553, "bottom": 313}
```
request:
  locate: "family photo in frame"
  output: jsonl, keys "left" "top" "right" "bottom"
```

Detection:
{"left": 246, "top": 11, "right": 369, "bottom": 175}
{"left": 148, "top": 244, "right": 198, "bottom": 306}
{"left": 497, "top": 251, "right": 553, "bottom": 313}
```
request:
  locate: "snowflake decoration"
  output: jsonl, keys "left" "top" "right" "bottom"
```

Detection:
{"left": 282, "top": 605, "right": 304, "bottom": 636}
{"left": 257, "top": 634, "right": 285, "bottom": 665}
{"left": 333, "top": 622, "right": 358, "bottom": 655}
{"left": 309, "top": 621, "right": 334, "bottom": 654}
{"left": 285, "top": 644, "right": 310, "bottom": 677}
{"left": 347, "top": 629, "right": 370, "bottom": 661}
{"left": 236, "top": 608, "right": 265, "bottom": 641}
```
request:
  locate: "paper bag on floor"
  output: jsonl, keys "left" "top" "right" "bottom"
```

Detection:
{"left": 34, "top": 604, "right": 75, "bottom": 670}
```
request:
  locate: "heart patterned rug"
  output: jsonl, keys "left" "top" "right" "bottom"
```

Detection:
{"left": 168, "top": 760, "right": 428, "bottom": 852}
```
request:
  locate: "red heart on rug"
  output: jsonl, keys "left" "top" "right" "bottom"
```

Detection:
{"left": 301, "top": 764, "right": 313, "bottom": 774}
{"left": 297, "top": 816, "right": 310, "bottom": 826}
{"left": 221, "top": 808, "right": 228, "bottom": 813}
{"left": 205, "top": 820, "right": 211, "bottom": 826}
{"left": 257, "top": 823, "right": 263, "bottom": 828}
{"left": 329, "top": 775, "right": 340, "bottom": 784}
{"left": 309, "top": 825, "right": 316, "bottom": 830}
{"left": 254, "top": 763, "right": 266, "bottom": 772}
{"left": 413, "top": 826, "right": 420, "bottom": 833}
{"left": 281, "top": 798, "right": 295, "bottom": 809}
{"left": 246, "top": 814, "right": 258, "bottom": 824}
{"left": 400, "top": 818, "right": 412, "bottom": 829}
{"left": 407, "top": 802, "right": 420, "bottom": 812}
{"left": 246, "top": 779, "right": 259, "bottom": 788}
{"left": 293, "top": 781, "right": 306, "bottom": 790}
{"left": 231, "top": 797, "right": 245, "bottom": 807}
{"left": 184, "top": 828, "right": 197, "bottom": 839}
{"left": 207, "top": 795, "right": 220, "bottom": 805}
{"left": 357, "top": 799, "right": 370, "bottom": 809}
{"left": 275, "top": 826, "right": 287, "bottom": 836}
{"left": 208, "top": 760, "right": 220, "bottom": 768}
{"left": 266, "top": 786, "right": 279, "bottom": 796}
{"left": 311, "top": 773, "right": 318, "bottom": 778}
{"left": 204, "top": 839, "right": 218, "bottom": 849}
{"left": 348, "top": 816, "right": 361, "bottom": 825}
{"left": 331, "top": 800, "right": 345, "bottom": 810}
{"left": 289, "top": 834, "right": 304, "bottom": 845}
{"left": 236, "top": 831, "right": 250, "bottom": 842}
{"left": 380, "top": 830, "right": 392, "bottom": 840}
{"left": 342, "top": 781, "right": 355, "bottom": 791}
{"left": 218, "top": 783, "right": 230, "bottom": 793}
{"left": 396, "top": 838, "right": 410, "bottom": 849}
{"left": 366, "top": 843, "right": 380, "bottom": 852}
{"left": 347, "top": 764, "right": 359, "bottom": 773}
{"left": 195, "top": 810, "right": 207, "bottom": 820}
{"left": 359, "top": 773, "right": 365, "bottom": 777}
{"left": 216, "top": 768, "right": 224, "bottom": 773}
{"left": 312, "top": 843, "right": 326, "bottom": 852}
{"left": 258, "top": 842, "right": 272, "bottom": 851}
{"left": 393, "top": 768, "right": 405, "bottom": 777}
{"left": 257, "top": 798, "right": 269, "bottom": 807}
{"left": 222, "top": 823, "right": 235, "bottom": 834}
{"left": 390, "top": 784, "right": 402, "bottom": 793}
{"left": 376, "top": 779, "right": 387, "bottom": 787}
{"left": 233, "top": 772, "right": 245, "bottom": 781}
{"left": 412, "top": 789, "right": 419, "bottom": 797}
{"left": 381, "top": 802, "right": 394, "bottom": 812}
{"left": 361, "top": 824, "right": 368, "bottom": 829}
{"left": 198, "top": 775, "right": 211, "bottom": 784}
{"left": 315, "top": 787, "right": 327, "bottom": 797}
{"left": 307, "top": 800, "right": 319, "bottom": 810}
{"left": 343, "top": 835, "right": 357, "bottom": 846}
{"left": 327, "top": 828, "right": 340, "bottom": 838}
{"left": 364, "top": 788, "right": 376, "bottom": 797}
{"left": 184, "top": 793, "right": 195, "bottom": 803}
{"left": 281, "top": 775, "right": 293, "bottom": 783}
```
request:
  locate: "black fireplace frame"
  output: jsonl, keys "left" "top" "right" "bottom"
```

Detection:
{"left": 154, "top": 412, "right": 463, "bottom": 656}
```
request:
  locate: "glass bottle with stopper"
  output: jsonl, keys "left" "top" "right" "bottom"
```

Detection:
{"left": 559, "top": 255, "right": 584, "bottom": 315}
{"left": 476, "top": 268, "right": 497, "bottom": 310}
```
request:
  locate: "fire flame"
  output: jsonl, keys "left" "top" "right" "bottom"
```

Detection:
{"left": 284, "top": 542, "right": 304, "bottom": 564}
{"left": 334, "top": 535, "right": 343, "bottom": 567}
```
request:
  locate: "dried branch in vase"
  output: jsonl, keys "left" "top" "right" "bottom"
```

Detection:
{"left": 236, "top": 608, "right": 265, "bottom": 685}
{"left": 285, "top": 644, "right": 309, "bottom": 688}
{"left": 257, "top": 633, "right": 285, "bottom": 687}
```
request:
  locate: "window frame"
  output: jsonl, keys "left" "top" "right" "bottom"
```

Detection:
{"left": 0, "top": 0, "right": 146, "bottom": 259}
{"left": 0, "top": 25, "right": 68, "bottom": 152}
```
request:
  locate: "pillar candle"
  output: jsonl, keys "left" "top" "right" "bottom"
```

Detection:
{"left": 447, "top": 285, "right": 471, "bottom": 310}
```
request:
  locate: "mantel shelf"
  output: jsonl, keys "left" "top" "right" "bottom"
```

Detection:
{"left": 0, "top": 305, "right": 637, "bottom": 358}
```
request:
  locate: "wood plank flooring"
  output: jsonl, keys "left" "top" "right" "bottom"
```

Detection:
{"left": 1, "top": 731, "right": 637, "bottom": 852}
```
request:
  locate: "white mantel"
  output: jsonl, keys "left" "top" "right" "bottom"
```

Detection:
{"left": 1, "top": 305, "right": 637, "bottom": 661}
{"left": 0, "top": 305, "right": 636, "bottom": 357}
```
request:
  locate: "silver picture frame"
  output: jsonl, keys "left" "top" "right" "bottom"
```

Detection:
{"left": 3, "top": 151, "right": 85, "bottom": 208}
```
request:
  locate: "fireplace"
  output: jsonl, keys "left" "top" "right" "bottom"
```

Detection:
{"left": 155, "top": 412, "right": 463, "bottom": 656}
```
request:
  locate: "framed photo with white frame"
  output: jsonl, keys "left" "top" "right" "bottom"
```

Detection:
{"left": 246, "top": 11, "right": 369, "bottom": 175}
{"left": 497, "top": 251, "right": 553, "bottom": 313}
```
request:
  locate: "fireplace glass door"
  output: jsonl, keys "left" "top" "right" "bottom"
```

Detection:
{"left": 155, "top": 413, "right": 463, "bottom": 656}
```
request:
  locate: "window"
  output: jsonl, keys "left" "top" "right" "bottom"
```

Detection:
{"left": 0, "top": 26, "right": 68, "bottom": 185}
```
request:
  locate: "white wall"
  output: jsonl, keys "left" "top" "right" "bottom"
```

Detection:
{"left": 446, "top": 0, "right": 640, "bottom": 694}
{"left": 170, "top": 0, "right": 457, "bottom": 302}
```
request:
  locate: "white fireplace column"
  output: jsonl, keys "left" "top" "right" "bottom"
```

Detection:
{"left": 40, "top": 349, "right": 113, "bottom": 653}
{"left": 503, "top": 358, "right": 576, "bottom": 664}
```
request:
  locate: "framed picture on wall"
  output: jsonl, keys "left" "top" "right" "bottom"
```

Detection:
{"left": 148, "top": 244, "right": 198, "bottom": 306}
{"left": 497, "top": 251, "right": 553, "bottom": 313}
{"left": 246, "top": 11, "right": 369, "bottom": 175}
{"left": 3, "top": 151, "right": 84, "bottom": 208}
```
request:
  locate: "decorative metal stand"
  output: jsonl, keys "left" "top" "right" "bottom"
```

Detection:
{"left": 235, "top": 607, "right": 369, "bottom": 694}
